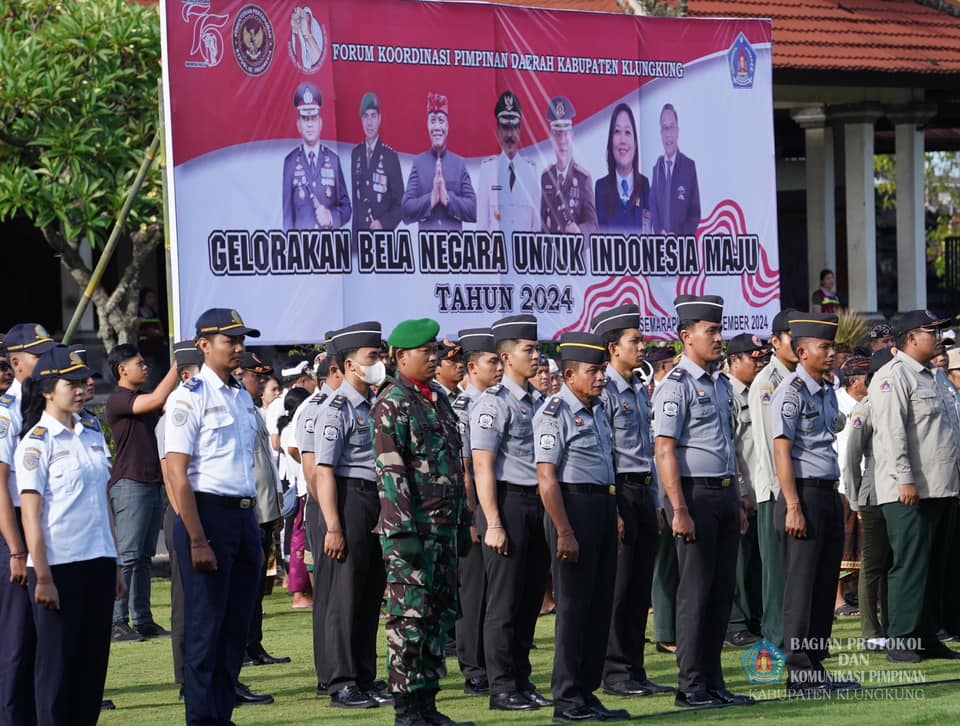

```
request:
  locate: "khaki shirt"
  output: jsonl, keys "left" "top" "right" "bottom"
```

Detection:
{"left": 841, "top": 396, "right": 874, "bottom": 511}
{"left": 730, "top": 375, "right": 757, "bottom": 503}
{"left": 747, "top": 356, "right": 793, "bottom": 502}
{"left": 868, "top": 351, "right": 960, "bottom": 504}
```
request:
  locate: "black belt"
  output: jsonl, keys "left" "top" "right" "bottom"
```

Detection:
{"left": 561, "top": 483, "right": 616, "bottom": 496}
{"left": 342, "top": 478, "right": 377, "bottom": 492}
{"left": 796, "top": 478, "right": 839, "bottom": 491}
{"left": 617, "top": 473, "right": 652, "bottom": 488}
{"left": 195, "top": 492, "right": 255, "bottom": 509}
{"left": 497, "top": 481, "right": 540, "bottom": 497}
{"left": 682, "top": 477, "right": 732, "bottom": 489}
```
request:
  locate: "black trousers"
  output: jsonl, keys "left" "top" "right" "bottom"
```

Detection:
{"left": 323, "top": 479, "right": 386, "bottom": 691}
{"left": 163, "top": 502, "right": 185, "bottom": 685}
{"left": 547, "top": 488, "right": 618, "bottom": 711}
{"left": 175, "top": 499, "right": 261, "bottom": 726}
{"left": 603, "top": 475, "right": 658, "bottom": 686}
{"left": 480, "top": 483, "right": 549, "bottom": 695}
{"left": 30, "top": 557, "right": 115, "bottom": 726}
{"left": 728, "top": 511, "right": 762, "bottom": 635}
{"left": 652, "top": 521, "right": 679, "bottom": 644}
{"left": 0, "top": 508, "right": 36, "bottom": 726}
{"left": 667, "top": 480, "right": 740, "bottom": 693}
{"left": 305, "top": 493, "right": 334, "bottom": 687}
{"left": 456, "top": 530, "right": 487, "bottom": 681}
{"left": 246, "top": 521, "right": 278, "bottom": 654}
{"left": 775, "top": 485, "right": 843, "bottom": 683}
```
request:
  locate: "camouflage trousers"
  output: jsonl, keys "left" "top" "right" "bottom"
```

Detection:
{"left": 381, "top": 526, "right": 459, "bottom": 694}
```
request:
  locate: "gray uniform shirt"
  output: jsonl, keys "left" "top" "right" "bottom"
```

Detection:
{"left": 253, "top": 408, "right": 281, "bottom": 523}
{"left": 470, "top": 376, "right": 542, "bottom": 486}
{"left": 730, "top": 375, "right": 757, "bottom": 502}
{"left": 868, "top": 351, "right": 960, "bottom": 504}
{"left": 841, "top": 396, "right": 875, "bottom": 510}
{"left": 314, "top": 379, "right": 375, "bottom": 482}
{"left": 296, "top": 384, "right": 334, "bottom": 454}
{"left": 748, "top": 356, "right": 793, "bottom": 502}
{"left": 600, "top": 365, "right": 652, "bottom": 475}
{"left": 652, "top": 355, "right": 735, "bottom": 478}
{"left": 534, "top": 384, "right": 615, "bottom": 486}
{"left": 452, "top": 383, "right": 482, "bottom": 461}
{"left": 769, "top": 363, "right": 843, "bottom": 480}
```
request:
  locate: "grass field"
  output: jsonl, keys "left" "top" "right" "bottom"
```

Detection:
{"left": 100, "top": 579, "right": 960, "bottom": 724}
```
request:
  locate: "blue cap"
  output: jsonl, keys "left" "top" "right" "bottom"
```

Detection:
{"left": 32, "top": 344, "right": 94, "bottom": 381}
{"left": 294, "top": 83, "right": 321, "bottom": 117}
{"left": 546, "top": 96, "right": 575, "bottom": 129}
{"left": 195, "top": 308, "right": 260, "bottom": 338}
{"left": 4, "top": 323, "right": 56, "bottom": 356}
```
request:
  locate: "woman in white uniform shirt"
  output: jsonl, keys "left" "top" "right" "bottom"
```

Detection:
{"left": 15, "top": 345, "right": 122, "bottom": 726}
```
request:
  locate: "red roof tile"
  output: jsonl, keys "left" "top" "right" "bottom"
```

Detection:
{"left": 479, "top": 0, "right": 624, "bottom": 12}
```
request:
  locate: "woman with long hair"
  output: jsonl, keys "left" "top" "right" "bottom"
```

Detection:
{"left": 279, "top": 387, "right": 313, "bottom": 609}
{"left": 595, "top": 103, "right": 651, "bottom": 232}
{"left": 15, "top": 345, "right": 123, "bottom": 726}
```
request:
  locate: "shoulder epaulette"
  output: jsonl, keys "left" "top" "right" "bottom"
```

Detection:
{"left": 0, "top": 394, "right": 14, "bottom": 408}
{"left": 329, "top": 394, "right": 346, "bottom": 410}
{"left": 790, "top": 378, "right": 805, "bottom": 392}
{"left": 183, "top": 377, "right": 203, "bottom": 392}
{"left": 667, "top": 367, "right": 686, "bottom": 382}
{"left": 452, "top": 396, "right": 470, "bottom": 411}
{"left": 573, "top": 162, "right": 589, "bottom": 175}
{"left": 718, "top": 372, "right": 729, "bottom": 381}
{"left": 29, "top": 426, "right": 47, "bottom": 440}
{"left": 542, "top": 397, "right": 562, "bottom": 417}
{"left": 481, "top": 155, "right": 497, "bottom": 164}
{"left": 81, "top": 414, "right": 100, "bottom": 431}
{"left": 484, "top": 383, "right": 503, "bottom": 395}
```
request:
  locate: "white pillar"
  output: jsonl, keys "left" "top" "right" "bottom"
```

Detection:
{"left": 791, "top": 107, "right": 836, "bottom": 301}
{"left": 889, "top": 106, "right": 936, "bottom": 311}
{"left": 834, "top": 104, "right": 883, "bottom": 314}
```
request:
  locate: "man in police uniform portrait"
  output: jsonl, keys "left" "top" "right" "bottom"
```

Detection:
{"left": 401, "top": 92, "right": 477, "bottom": 231}
{"left": 282, "top": 82, "right": 352, "bottom": 231}
{"left": 649, "top": 103, "right": 700, "bottom": 237}
{"left": 478, "top": 91, "right": 539, "bottom": 240}
{"left": 540, "top": 96, "right": 597, "bottom": 237}
{"left": 351, "top": 93, "right": 404, "bottom": 237}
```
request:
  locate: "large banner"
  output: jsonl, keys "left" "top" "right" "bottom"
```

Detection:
{"left": 161, "top": 0, "right": 779, "bottom": 345}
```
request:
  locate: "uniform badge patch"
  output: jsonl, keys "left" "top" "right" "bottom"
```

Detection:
{"left": 880, "top": 381, "right": 891, "bottom": 393}
{"left": 323, "top": 425, "right": 339, "bottom": 441}
{"left": 761, "top": 392, "right": 771, "bottom": 404}
{"left": 0, "top": 416, "right": 8, "bottom": 438}
{"left": 22, "top": 448, "right": 41, "bottom": 471}
{"left": 663, "top": 401, "right": 679, "bottom": 417}
{"left": 478, "top": 413, "right": 495, "bottom": 429}
{"left": 29, "top": 427, "right": 47, "bottom": 440}
{"left": 539, "top": 434, "right": 556, "bottom": 450}
{"left": 782, "top": 401, "right": 797, "bottom": 419}
{"left": 519, "top": 406, "right": 528, "bottom": 416}
{"left": 172, "top": 408, "right": 189, "bottom": 427}
{"left": 0, "top": 394, "right": 14, "bottom": 408}
{"left": 852, "top": 416, "right": 863, "bottom": 429}
{"left": 304, "top": 418, "right": 316, "bottom": 434}
{"left": 573, "top": 416, "right": 584, "bottom": 427}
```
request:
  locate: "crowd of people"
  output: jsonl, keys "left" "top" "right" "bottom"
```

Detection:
{"left": 1, "top": 296, "right": 959, "bottom": 726}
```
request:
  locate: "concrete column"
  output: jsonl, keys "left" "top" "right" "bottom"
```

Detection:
{"left": 888, "top": 106, "right": 936, "bottom": 311}
{"left": 833, "top": 103, "right": 883, "bottom": 314}
{"left": 791, "top": 106, "right": 836, "bottom": 302}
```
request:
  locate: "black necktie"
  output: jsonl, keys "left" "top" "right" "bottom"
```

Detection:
{"left": 308, "top": 151, "right": 317, "bottom": 173}
{"left": 509, "top": 162, "right": 516, "bottom": 191}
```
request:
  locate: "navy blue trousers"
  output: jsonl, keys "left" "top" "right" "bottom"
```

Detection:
{"left": 0, "top": 508, "right": 36, "bottom": 726}
{"left": 30, "top": 557, "right": 115, "bottom": 726}
{"left": 174, "top": 498, "right": 261, "bottom": 726}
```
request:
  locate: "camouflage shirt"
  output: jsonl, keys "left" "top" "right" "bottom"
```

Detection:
{"left": 373, "top": 374, "right": 466, "bottom": 537}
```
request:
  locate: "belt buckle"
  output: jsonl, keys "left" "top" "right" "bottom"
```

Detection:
{"left": 721, "top": 478, "right": 731, "bottom": 488}
{"left": 240, "top": 498, "right": 253, "bottom": 509}
{"left": 608, "top": 485, "right": 616, "bottom": 496}
{"left": 832, "top": 481, "right": 840, "bottom": 491}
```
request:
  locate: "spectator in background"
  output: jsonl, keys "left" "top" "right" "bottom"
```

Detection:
{"left": 869, "top": 324, "right": 895, "bottom": 353}
{"left": 811, "top": 269, "right": 841, "bottom": 314}
{"left": 932, "top": 344, "right": 949, "bottom": 375}
{"left": 137, "top": 288, "right": 168, "bottom": 390}
{"left": 105, "top": 343, "right": 179, "bottom": 642}
{"left": 280, "top": 387, "right": 312, "bottom": 609}
{"left": 265, "top": 360, "right": 316, "bottom": 453}
{"left": 532, "top": 354, "right": 551, "bottom": 397}
{"left": 0, "top": 348, "right": 13, "bottom": 394}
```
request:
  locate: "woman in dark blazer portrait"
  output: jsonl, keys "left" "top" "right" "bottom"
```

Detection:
{"left": 595, "top": 103, "right": 651, "bottom": 233}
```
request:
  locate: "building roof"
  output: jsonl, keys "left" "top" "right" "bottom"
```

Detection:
{"left": 688, "top": 0, "right": 960, "bottom": 75}
{"left": 480, "top": 0, "right": 624, "bottom": 12}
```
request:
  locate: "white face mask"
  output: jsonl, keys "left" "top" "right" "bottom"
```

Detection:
{"left": 356, "top": 360, "right": 386, "bottom": 386}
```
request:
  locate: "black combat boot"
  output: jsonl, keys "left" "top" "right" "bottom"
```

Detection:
{"left": 418, "top": 689, "right": 476, "bottom": 726}
{"left": 394, "top": 693, "right": 429, "bottom": 726}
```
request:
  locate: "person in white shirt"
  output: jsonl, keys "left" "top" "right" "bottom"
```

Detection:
{"left": 16, "top": 344, "right": 122, "bottom": 726}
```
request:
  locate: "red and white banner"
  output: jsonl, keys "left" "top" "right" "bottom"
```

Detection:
{"left": 161, "top": 0, "right": 778, "bottom": 344}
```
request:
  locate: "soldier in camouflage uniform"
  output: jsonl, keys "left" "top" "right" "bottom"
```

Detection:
{"left": 373, "top": 318, "right": 471, "bottom": 726}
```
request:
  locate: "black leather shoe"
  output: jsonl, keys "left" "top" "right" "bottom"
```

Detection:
{"left": 585, "top": 697, "right": 629, "bottom": 721}
{"left": 134, "top": 621, "right": 170, "bottom": 639}
{"left": 464, "top": 677, "right": 489, "bottom": 695}
{"left": 923, "top": 640, "right": 960, "bottom": 660}
{"left": 330, "top": 685, "right": 377, "bottom": 709}
{"left": 362, "top": 682, "right": 394, "bottom": 705}
{"left": 235, "top": 683, "right": 274, "bottom": 706}
{"left": 316, "top": 682, "right": 329, "bottom": 696}
{"left": 674, "top": 690, "right": 724, "bottom": 708}
{"left": 887, "top": 648, "right": 922, "bottom": 663}
{"left": 178, "top": 686, "right": 184, "bottom": 702}
{"left": 245, "top": 647, "right": 292, "bottom": 666}
{"left": 394, "top": 693, "right": 430, "bottom": 726}
{"left": 521, "top": 688, "right": 553, "bottom": 707}
{"left": 552, "top": 704, "right": 595, "bottom": 722}
{"left": 100, "top": 700, "right": 116, "bottom": 711}
{"left": 489, "top": 692, "right": 538, "bottom": 711}
{"left": 724, "top": 630, "right": 760, "bottom": 648}
{"left": 710, "top": 688, "right": 755, "bottom": 706}
{"left": 604, "top": 678, "right": 671, "bottom": 697}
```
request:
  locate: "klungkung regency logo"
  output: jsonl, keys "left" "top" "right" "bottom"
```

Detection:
{"left": 742, "top": 639, "right": 786, "bottom": 685}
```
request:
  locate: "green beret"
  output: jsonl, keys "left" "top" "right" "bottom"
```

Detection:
{"left": 388, "top": 318, "right": 440, "bottom": 350}
{"left": 360, "top": 92, "right": 380, "bottom": 116}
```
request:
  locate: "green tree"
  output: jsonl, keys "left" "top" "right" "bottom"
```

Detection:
{"left": 0, "top": 0, "right": 162, "bottom": 350}
{"left": 617, "top": 0, "right": 688, "bottom": 15}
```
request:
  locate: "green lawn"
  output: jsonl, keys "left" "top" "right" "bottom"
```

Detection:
{"left": 100, "top": 579, "right": 960, "bottom": 724}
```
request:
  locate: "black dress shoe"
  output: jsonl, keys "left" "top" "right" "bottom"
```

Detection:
{"left": 887, "top": 647, "right": 922, "bottom": 663}
{"left": 100, "top": 700, "right": 116, "bottom": 711}
{"left": 316, "top": 682, "right": 329, "bottom": 696}
{"left": 489, "top": 692, "right": 538, "bottom": 711}
{"left": 552, "top": 704, "right": 595, "bottom": 722}
{"left": 604, "top": 678, "right": 672, "bottom": 697}
{"left": 922, "top": 640, "right": 960, "bottom": 660}
{"left": 362, "top": 682, "right": 394, "bottom": 705}
{"left": 178, "top": 686, "right": 184, "bottom": 702}
{"left": 585, "top": 696, "right": 629, "bottom": 721}
{"left": 521, "top": 688, "right": 553, "bottom": 707}
{"left": 674, "top": 690, "right": 724, "bottom": 708}
{"left": 938, "top": 629, "right": 959, "bottom": 643}
{"left": 234, "top": 683, "right": 274, "bottom": 706}
{"left": 724, "top": 630, "right": 760, "bottom": 648}
{"left": 245, "top": 649, "right": 292, "bottom": 665}
{"left": 331, "top": 684, "right": 377, "bottom": 708}
{"left": 464, "top": 677, "right": 489, "bottom": 695}
{"left": 710, "top": 688, "right": 755, "bottom": 706}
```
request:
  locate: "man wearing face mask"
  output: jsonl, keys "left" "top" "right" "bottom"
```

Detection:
{"left": 401, "top": 92, "right": 476, "bottom": 232}
{"left": 314, "top": 322, "right": 391, "bottom": 709}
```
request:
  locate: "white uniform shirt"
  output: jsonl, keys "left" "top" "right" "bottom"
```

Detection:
{"left": 835, "top": 386, "right": 859, "bottom": 495}
{"left": 264, "top": 394, "right": 285, "bottom": 437}
{"left": 164, "top": 365, "right": 258, "bottom": 497}
{"left": 477, "top": 151, "right": 539, "bottom": 238}
{"left": 15, "top": 410, "right": 117, "bottom": 566}
{"left": 0, "top": 379, "right": 24, "bottom": 506}
{"left": 280, "top": 423, "right": 305, "bottom": 496}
